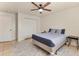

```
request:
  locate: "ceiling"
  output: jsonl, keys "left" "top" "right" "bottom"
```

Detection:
{"left": 0, "top": 2, "right": 79, "bottom": 16}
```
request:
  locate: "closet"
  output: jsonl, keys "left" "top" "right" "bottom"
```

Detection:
{"left": 0, "top": 12, "right": 40, "bottom": 42}
{"left": 0, "top": 12, "right": 16, "bottom": 42}
{"left": 18, "top": 13, "right": 40, "bottom": 41}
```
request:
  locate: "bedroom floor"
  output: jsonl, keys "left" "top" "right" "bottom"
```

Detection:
{"left": 0, "top": 39, "right": 79, "bottom": 56}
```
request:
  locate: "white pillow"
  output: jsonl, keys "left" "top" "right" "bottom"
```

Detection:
{"left": 49, "top": 29, "right": 63, "bottom": 34}
{"left": 50, "top": 29, "right": 56, "bottom": 34}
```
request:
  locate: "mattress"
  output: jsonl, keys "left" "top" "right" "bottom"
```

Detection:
{"left": 32, "top": 33, "right": 66, "bottom": 47}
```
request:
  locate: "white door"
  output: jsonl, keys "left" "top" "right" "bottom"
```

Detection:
{"left": 23, "top": 19, "right": 36, "bottom": 37}
{"left": 0, "top": 13, "right": 15, "bottom": 42}
{"left": 19, "top": 19, "right": 36, "bottom": 41}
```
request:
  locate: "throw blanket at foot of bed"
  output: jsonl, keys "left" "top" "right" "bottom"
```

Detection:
{"left": 32, "top": 32, "right": 66, "bottom": 55}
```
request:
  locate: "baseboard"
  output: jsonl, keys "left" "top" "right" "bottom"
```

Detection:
{"left": 0, "top": 39, "right": 16, "bottom": 43}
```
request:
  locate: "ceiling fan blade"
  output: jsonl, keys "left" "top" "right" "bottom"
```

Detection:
{"left": 31, "top": 9, "right": 39, "bottom": 11}
{"left": 32, "top": 2, "right": 39, "bottom": 8}
{"left": 43, "top": 2, "right": 51, "bottom": 8}
{"left": 43, "top": 9, "right": 51, "bottom": 11}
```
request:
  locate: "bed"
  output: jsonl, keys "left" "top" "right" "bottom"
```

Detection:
{"left": 32, "top": 28, "right": 66, "bottom": 55}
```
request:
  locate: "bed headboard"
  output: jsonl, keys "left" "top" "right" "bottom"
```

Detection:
{"left": 48, "top": 28, "right": 65, "bottom": 34}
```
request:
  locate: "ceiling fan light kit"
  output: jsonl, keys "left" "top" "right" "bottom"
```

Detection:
{"left": 38, "top": 9, "right": 43, "bottom": 12}
{"left": 31, "top": 2, "right": 51, "bottom": 14}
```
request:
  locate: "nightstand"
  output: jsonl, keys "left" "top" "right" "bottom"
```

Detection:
{"left": 66, "top": 35, "right": 79, "bottom": 49}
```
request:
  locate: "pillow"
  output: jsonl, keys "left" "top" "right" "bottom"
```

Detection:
{"left": 48, "top": 29, "right": 52, "bottom": 32}
{"left": 55, "top": 29, "right": 65, "bottom": 34}
{"left": 48, "top": 28, "right": 65, "bottom": 34}
{"left": 61, "top": 29, "right": 65, "bottom": 34}
{"left": 49, "top": 29, "right": 56, "bottom": 33}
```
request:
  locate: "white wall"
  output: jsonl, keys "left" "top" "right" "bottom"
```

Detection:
{"left": 18, "top": 13, "right": 40, "bottom": 41}
{"left": 41, "top": 7, "right": 79, "bottom": 36}
{"left": 0, "top": 12, "right": 16, "bottom": 42}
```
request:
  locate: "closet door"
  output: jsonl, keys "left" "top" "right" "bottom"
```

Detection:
{"left": 19, "top": 19, "right": 36, "bottom": 41}
{"left": 22, "top": 19, "right": 36, "bottom": 37}
{"left": 0, "top": 12, "right": 15, "bottom": 42}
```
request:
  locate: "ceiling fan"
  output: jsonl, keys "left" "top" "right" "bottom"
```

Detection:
{"left": 31, "top": 2, "right": 51, "bottom": 14}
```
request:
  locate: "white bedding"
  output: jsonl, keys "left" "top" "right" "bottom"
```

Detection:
{"left": 34, "top": 33, "right": 66, "bottom": 46}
